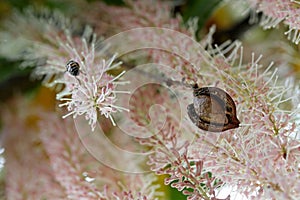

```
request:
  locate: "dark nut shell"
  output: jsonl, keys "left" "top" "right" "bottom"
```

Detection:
{"left": 187, "top": 84, "right": 240, "bottom": 132}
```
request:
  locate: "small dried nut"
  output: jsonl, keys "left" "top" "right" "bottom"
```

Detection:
{"left": 187, "top": 84, "right": 240, "bottom": 132}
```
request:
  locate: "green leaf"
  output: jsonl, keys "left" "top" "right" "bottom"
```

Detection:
{"left": 168, "top": 186, "right": 187, "bottom": 200}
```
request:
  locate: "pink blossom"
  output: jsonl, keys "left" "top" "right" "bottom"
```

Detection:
{"left": 39, "top": 113, "right": 160, "bottom": 200}
{"left": 245, "top": 0, "right": 300, "bottom": 44}
{"left": 1, "top": 97, "right": 66, "bottom": 200}
{"left": 1, "top": 96, "right": 161, "bottom": 200}
{"left": 0, "top": 0, "right": 299, "bottom": 199}
{"left": 120, "top": 26, "right": 300, "bottom": 199}
{"left": 58, "top": 54, "right": 129, "bottom": 131}
{"left": 126, "top": 83, "right": 228, "bottom": 199}
{"left": 0, "top": 8, "right": 129, "bottom": 130}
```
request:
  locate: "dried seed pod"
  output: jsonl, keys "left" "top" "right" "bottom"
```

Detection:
{"left": 187, "top": 84, "right": 240, "bottom": 132}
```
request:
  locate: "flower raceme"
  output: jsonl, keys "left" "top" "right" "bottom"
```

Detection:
{"left": 40, "top": 30, "right": 130, "bottom": 130}
{"left": 0, "top": 8, "right": 130, "bottom": 130}
{"left": 243, "top": 0, "right": 300, "bottom": 44}
{"left": 58, "top": 53, "right": 130, "bottom": 131}
{"left": 39, "top": 33, "right": 131, "bottom": 131}
{"left": 0, "top": 1, "right": 300, "bottom": 200}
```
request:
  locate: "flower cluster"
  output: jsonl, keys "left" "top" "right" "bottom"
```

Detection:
{"left": 123, "top": 37, "right": 300, "bottom": 199}
{"left": 0, "top": 8, "right": 129, "bottom": 130}
{"left": 0, "top": 0, "right": 299, "bottom": 200}
{"left": 243, "top": 0, "right": 300, "bottom": 44}
{"left": 1, "top": 95, "right": 66, "bottom": 200}
{"left": 58, "top": 54, "right": 129, "bottom": 131}
{"left": 1, "top": 94, "right": 160, "bottom": 200}
{"left": 40, "top": 113, "right": 158, "bottom": 199}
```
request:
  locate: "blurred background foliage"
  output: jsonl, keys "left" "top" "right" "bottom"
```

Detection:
{"left": 0, "top": 0, "right": 299, "bottom": 199}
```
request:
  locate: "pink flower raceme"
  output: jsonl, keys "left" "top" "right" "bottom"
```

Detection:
{"left": 0, "top": 1, "right": 299, "bottom": 199}
{"left": 245, "top": 0, "right": 300, "bottom": 44}
{"left": 1, "top": 96, "right": 160, "bottom": 200}
{"left": 1, "top": 97, "right": 65, "bottom": 200}
{"left": 58, "top": 54, "right": 129, "bottom": 131}
{"left": 0, "top": 8, "right": 129, "bottom": 130}
{"left": 40, "top": 113, "right": 160, "bottom": 200}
